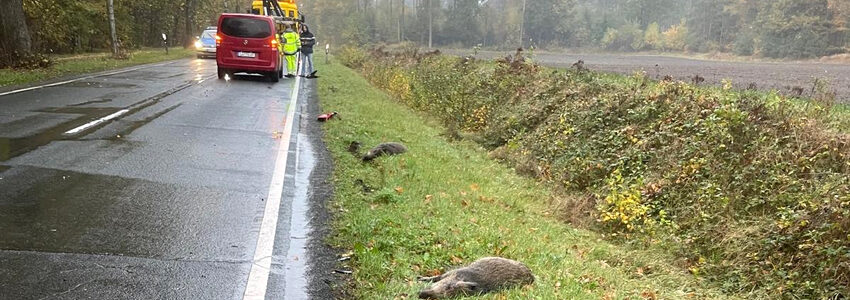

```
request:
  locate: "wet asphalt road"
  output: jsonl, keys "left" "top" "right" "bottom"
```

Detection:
{"left": 0, "top": 59, "right": 322, "bottom": 299}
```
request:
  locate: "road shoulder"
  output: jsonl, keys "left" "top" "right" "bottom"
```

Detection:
{"left": 299, "top": 77, "right": 346, "bottom": 299}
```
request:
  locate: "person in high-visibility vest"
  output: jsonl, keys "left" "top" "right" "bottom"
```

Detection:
{"left": 282, "top": 24, "right": 301, "bottom": 78}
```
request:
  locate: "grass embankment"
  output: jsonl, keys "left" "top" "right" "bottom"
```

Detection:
{"left": 317, "top": 59, "right": 732, "bottom": 299}
{"left": 0, "top": 48, "right": 194, "bottom": 88}
{"left": 335, "top": 48, "right": 850, "bottom": 299}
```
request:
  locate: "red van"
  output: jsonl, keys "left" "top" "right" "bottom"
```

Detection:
{"left": 216, "top": 13, "right": 283, "bottom": 82}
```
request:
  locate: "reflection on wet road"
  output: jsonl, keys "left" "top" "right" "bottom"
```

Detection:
{"left": 0, "top": 58, "right": 313, "bottom": 299}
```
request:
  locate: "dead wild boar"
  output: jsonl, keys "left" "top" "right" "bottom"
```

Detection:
{"left": 418, "top": 257, "right": 534, "bottom": 299}
{"left": 362, "top": 142, "right": 407, "bottom": 162}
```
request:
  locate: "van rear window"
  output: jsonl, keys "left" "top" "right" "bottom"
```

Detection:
{"left": 221, "top": 17, "right": 271, "bottom": 38}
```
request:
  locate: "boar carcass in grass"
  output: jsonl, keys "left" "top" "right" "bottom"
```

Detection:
{"left": 418, "top": 257, "right": 534, "bottom": 299}
{"left": 362, "top": 142, "right": 407, "bottom": 162}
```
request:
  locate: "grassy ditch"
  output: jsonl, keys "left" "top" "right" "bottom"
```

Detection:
{"left": 0, "top": 48, "right": 194, "bottom": 88}
{"left": 317, "top": 59, "right": 734, "bottom": 299}
{"left": 335, "top": 48, "right": 850, "bottom": 299}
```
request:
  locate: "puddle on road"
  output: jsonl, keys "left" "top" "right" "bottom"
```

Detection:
{"left": 68, "top": 98, "right": 113, "bottom": 107}
{"left": 64, "top": 81, "right": 139, "bottom": 89}
{"left": 0, "top": 165, "right": 247, "bottom": 258}
{"left": 0, "top": 107, "right": 122, "bottom": 162}
{"left": 0, "top": 167, "right": 131, "bottom": 252}
{"left": 2, "top": 81, "right": 195, "bottom": 161}
{"left": 107, "top": 104, "right": 183, "bottom": 140}
{"left": 283, "top": 133, "right": 315, "bottom": 299}
{"left": 37, "top": 107, "right": 121, "bottom": 115}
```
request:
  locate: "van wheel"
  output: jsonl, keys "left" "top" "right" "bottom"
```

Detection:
{"left": 269, "top": 72, "right": 279, "bottom": 83}
{"left": 218, "top": 68, "right": 232, "bottom": 80}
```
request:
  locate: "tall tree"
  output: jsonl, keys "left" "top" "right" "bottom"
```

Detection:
{"left": 444, "top": 0, "right": 482, "bottom": 46}
{"left": 0, "top": 0, "right": 33, "bottom": 60}
{"left": 108, "top": 0, "right": 119, "bottom": 55}
{"left": 524, "top": 0, "right": 576, "bottom": 47}
{"left": 757, "top": 0, "right": 831, "bottom": 58}
{"left": 183, "top": 0, "right": 197, "bottom": 48}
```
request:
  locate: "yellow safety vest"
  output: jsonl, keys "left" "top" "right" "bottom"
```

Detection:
{"left": 283, "top": 30, "right": 300, "bottom": 55}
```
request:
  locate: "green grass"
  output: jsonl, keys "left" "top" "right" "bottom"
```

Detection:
{"left": 0, "top": 48, "right": 194, "bottom": 88}
{"left": 316, "top": 58, "right": 737, "bottom": 299}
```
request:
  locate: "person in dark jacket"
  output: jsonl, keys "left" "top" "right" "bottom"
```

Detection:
{"left": 299, "top": 25, "right": 317, "bottom": 78}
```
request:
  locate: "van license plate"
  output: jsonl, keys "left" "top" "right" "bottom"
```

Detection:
{"left": 237, "top": 52, "right": 256, "bottom": 58}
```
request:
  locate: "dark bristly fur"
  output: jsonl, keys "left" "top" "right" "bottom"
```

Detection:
{"left": 418, "top": 257, "right": 534, "bottom": 299}
{"left": 347, "top": 141, "right": 362, "bottom": 156}
{"left": 362, "top": 142, "right": 407, "bottom": 161}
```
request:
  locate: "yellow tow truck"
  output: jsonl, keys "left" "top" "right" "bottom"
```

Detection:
{"left": 251, "top": 0, "right": 302, "bottom": 31}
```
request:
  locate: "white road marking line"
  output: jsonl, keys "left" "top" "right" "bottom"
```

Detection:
{"left": 243, "top": 64, "right": 302, "bottom": 300}
{"left": 63, "top": 109, "right": 130, "bottom": 135}
{"left": 0, "top": 61, "right": 177, "bottom": 98}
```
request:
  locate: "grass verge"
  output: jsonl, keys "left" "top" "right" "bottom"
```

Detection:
{"left": 337, "top": 46, "right": 850, "bottom": 298}
{"left": 0, "top": 48, "right": 194, "bottom": 88}
{"left": 316, "top": 58, "right": 735, "bottom": 299}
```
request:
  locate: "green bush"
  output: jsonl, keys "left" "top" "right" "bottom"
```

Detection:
{"left": 336, "top": 45, "right": 367, "bottom": 69}
{"left": 338, "top": 50, "right": 850, "bottom": 299}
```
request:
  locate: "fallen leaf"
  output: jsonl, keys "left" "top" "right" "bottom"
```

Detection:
{"left": 469, "top": 217, "right": 478, "bottom": 224}
{"left": 424, "top": 194, "right": 433, "bottom": 204}
{"left": 451, "top": 256, "right": 463, "bottom": 264}
{"left": 393, "top": 293, "right": 409, "bottom": 300}
{"left": 640, "top": 290, "right": 657, "bottom": 300}
{"left": 469, "top": 183, "right": 479, "bottom": 191}
{"left": 461, "top": 199, "right": 470, "bottom": 207}
{"left": 394, "top": 186, "right": 404, "bottom": 194}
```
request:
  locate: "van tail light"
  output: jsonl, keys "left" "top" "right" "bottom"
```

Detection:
{"left": 270, "top": 38, "right": 278, "bottom": 48}
{"left": 215, "top": 34, "right": 222, "bottom": 46}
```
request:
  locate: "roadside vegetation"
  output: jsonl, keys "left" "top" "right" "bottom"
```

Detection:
{"left": 334, "top": 48, "right": 850, "bottom": 299}
{"left": 318, "top": 58, "right": 736, "bottom": 299}
{"left": 0, "top": 48, "right": 193, "bottom": 88}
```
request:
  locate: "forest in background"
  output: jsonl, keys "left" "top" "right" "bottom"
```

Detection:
{"left": 0, "top": 0, "right": 234, "bottom": 67}
{"left": 2, "top": 0, "right": 849, "bottom": 68}
{"left": 22, "top": 0, "right": 232, "bottom": 52}
{"left": 303, "top": 0, "right": 850, "bottom": 59}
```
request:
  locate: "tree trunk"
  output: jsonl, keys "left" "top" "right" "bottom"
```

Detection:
{"left": 184, "top": 0, "right": 196, "bottom": 48}
{"left": 519, "top": 0, "right": 526, "bottom": 48}
{"left": 428, "top": 0, "right": 432, "bottom": 48}
{"left": 0, "top": 0, "right": 32, "bottom": 59}
{"left": 108, "top": 0, "right": 119, "bottom": 56}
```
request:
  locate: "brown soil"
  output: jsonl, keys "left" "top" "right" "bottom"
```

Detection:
{"left": 462, "top": 50, "right": 850, "bottom": 103}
